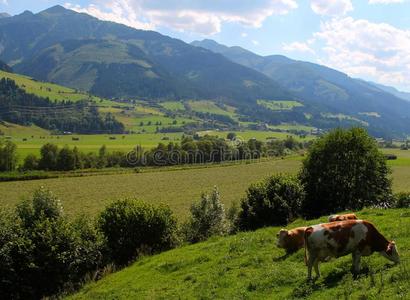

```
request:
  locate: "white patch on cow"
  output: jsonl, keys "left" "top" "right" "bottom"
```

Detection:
{"left": 344, "top": 222, "right": 368, "bottom": 255}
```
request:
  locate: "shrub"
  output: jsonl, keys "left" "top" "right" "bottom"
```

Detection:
{"left": 16, "top": 188, "right": 63, "bottom": 228}
{"left": 237, "top": 174, "right": 305, "bottom": 230}
{"left": 98, "top": 199, "right": 178, "bottom": 265}
{"left": 394, "top": 192, "right": 410, "bottom": 208}
{"left": 183, "top": 187, "right": 228, "bottom": 243}
{"left": 22, "top": 153, "right": 39, "bottom": 170}
{"left": 0, "top": 189, "right": 103, "bottom": 299}
{"left": 300, "top": 128, "right": 392, "bottom": 218}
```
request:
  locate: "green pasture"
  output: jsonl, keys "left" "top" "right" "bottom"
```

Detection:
{"left": 257, "top": 100, "right": 303, "bottom": 111}
{"left": 69, "top": 208, "right": 410, "bottom": 299}
{"left": 187, "top": 100, "right": 233, "bottom": 116}
{"left": 159, "top": 101, "right": 185, "bottom": 111}
{"left": 0, "top": 154, "right": 408, "bottom": 220}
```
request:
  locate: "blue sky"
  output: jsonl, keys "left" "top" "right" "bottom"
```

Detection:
{"left": 1, "top": 0, "right": 410, "bottom": 92}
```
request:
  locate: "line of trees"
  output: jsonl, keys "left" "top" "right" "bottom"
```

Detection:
{"left": 0, "top": 134, "right": 307, "bottom": 173}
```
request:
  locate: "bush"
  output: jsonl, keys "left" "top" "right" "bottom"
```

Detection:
{"left": 22, "top": 153, "right": 39, "bottom": 170}
{"left": 183, "top": 187, "right": 228, "bottom": 243}
{"left": 0, "top": 188, "right": 103, "bottom": 299}
{"left": 300, "top": 128, "right": 393, "bottom": 218}
{"left": 16, "top": 188, "right": 63, "bottom": 228}
{"left": 394, "top": 192, "right": 410, "bottom": 208}
{"left": 98, "top": 199, "right": 178, "bottom": 265}
{"left": 237, "top": 174, "right": 305, "bottom": 230}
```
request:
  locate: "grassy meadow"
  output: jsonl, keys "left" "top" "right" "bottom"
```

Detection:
{"left": 0, "top": 70, "right": 102, "bottom": 102}
{"left": 2, "top": 129, "right": 315, "bottom": 159}
{"left": 68, "top": 208, "right": 410, "bottom": 299}
{"left": 0, "top": 151, "right": 409, "bottom": 219}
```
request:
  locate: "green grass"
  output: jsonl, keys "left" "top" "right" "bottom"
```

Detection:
{"left": 68, "top": 208, "right": 410, "bottom": 299}
{"left": 0, "top": 70, "right": 102, "bottom": 102}
{"left": 3, "top": 129, "right": 315, "bottom": 159}
{"left": 0, "top": 158, "right": 301, "bottom": 218}
{"left": 188, "top": 100, "right": 233, "bottom": 116}
{"left": 257, "top": 100, "right": 303, "bottom": 111}
{"left": 0, "top": 154, "right": 408, "bottom": 219}
{"left": 2, "top": 132, "right": 185, "bottom": 158}
{"left": 381, "top": 148, "right": 410, "bottom": 167}
{"left": 0, "top": 122, "right": 50, "bottom": 137}
{"left": 159, "top": 101, "right": 185, "bottom": 111}
{"left": 197, "top": 130, "right": 314, "bottom": 142}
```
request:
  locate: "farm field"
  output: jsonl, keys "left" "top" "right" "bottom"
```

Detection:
{"left": 0, "top": 151, "right": 409, "bottom": 219}
{"left": 0, "top": 158, "right": 301, "bottom": 218}
{"left": 257, "top": 99, "right": 303, "bottom": 111}
{"left": 2, "top": 129, "right": 315, "bottom": 159}
{"left": 68, "top": 208, "right": 410, "bottom": 299}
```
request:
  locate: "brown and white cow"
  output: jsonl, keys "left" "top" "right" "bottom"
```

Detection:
{"left": 276, "top": 227, "right": 307, "bottom": 254}
{"left": 328, "top": 213, "right": 358, "bottom": 222}
{"left": 304, "top": 220, "right": 399, "bottom": 279}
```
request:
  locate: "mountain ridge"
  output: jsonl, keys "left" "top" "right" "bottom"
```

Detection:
{"left": 192, "top": 39, "right": 410, "bottom": 137}
{"left": 0, "top": 6, "right": 291, "bottom": 103}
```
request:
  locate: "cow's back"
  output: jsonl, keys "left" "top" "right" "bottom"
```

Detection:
{"left": 305, "top": 220, "right": 369, "bottom": 259}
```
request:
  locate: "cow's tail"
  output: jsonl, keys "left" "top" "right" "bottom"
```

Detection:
{"left": 304, "top": 227, "right": 313, "bottom": 266}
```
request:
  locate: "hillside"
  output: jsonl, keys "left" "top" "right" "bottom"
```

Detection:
{"left": 0, "top": 6, "right": 290, "bottom": 103}
{"left": 69, "top": 208, "right": 410, "bottom": 299}
{"left": 0, "top": 69, "right": 102, "bottom": 102}
{"left": 192, "top": 40, "right": 410, "bottom": 137}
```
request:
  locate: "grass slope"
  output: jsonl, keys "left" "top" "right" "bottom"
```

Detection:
{"left": 69, "top": 208, "right": 410, "bottom": 299}
{"left": 0, "top": 70, "right": 101, "bottom": 102}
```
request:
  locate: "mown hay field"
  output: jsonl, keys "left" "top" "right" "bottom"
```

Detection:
{"left": 0, "top": 154, "right": 409, "bottom": 219}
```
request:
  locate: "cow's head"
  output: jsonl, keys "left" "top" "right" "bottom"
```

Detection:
{"left": 276, "top": 229, "right": 288, "bottom": 248}
{"left": 381, "top": 241, "right": 400, "bottom": 264}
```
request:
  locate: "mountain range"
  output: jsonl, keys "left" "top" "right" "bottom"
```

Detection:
{"left": 1, "top": 5, "right": 410, "bottom": 137}
{"left": 0, "top": 5, "right": 289, "bottom": 104}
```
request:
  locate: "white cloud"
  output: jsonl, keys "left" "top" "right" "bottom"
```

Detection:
{"left": 369, "top": 0, "right": 405, "bottom": 4}
{"left": 252, "top": 40, "right": 260, "bottom": 46}
{"left": 282, "top": 41, "right": 315, "bottom": 54}
{"left": 65, "top": 0, "right": 298, "bottom": 35}
{"left": 314, "top": 17, "right": 410, "bottom": 90}
{"left": 1, "top": 0, "right": 8, "bottom": 5}
{"left": 310, "top": 0, "right": 353, "bottom": 16}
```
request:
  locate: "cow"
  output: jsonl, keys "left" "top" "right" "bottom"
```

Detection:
{"left": 276, "top": 227, "right": 307, "bottom": 254}
{"left": 328, "top": 213, "right": 358, "bottom": 222}
{"left": 304, "top": 220, "right": 399, "bottom": 280}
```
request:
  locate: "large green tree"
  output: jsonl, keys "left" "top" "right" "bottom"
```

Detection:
{"left": 300, "top": 128, "right": 392, "bottom": 218}
{"left": 0, "top": 140, "right": 17, "bottom": 171}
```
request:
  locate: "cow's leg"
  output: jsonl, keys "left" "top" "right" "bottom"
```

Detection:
{"left": 314, "top": 259, "right": 321, "bottom": 278}
{"left": 307, "top": 253, "right": 316, "bottom": 280}
{"left": 352, "top": 251, "right": 361, "bottom": 274}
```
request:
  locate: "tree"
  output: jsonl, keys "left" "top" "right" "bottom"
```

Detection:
{"left": 183, "top": 187, "right": 228, "bottom": 243}
{"left": 57, "top": 146, "right": 76, "bottom": 171}
{"left": 39, "top": 143, "right": 59, "bottom": 170}
{"left": 300, "top": 128, "right": 392, "bottom": 218}
{"left": 22, "top": 154, "right": 39, "bottom": 170}
{"left": 237, "top": 174, "right": 305, "bottom": 230}
{"left": 0, "top": 140, "right": 17, "bottom": 171}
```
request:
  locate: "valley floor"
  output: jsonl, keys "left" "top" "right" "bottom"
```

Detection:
{"left": 0, "top": 153, "right": 409, "bottom": 219}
